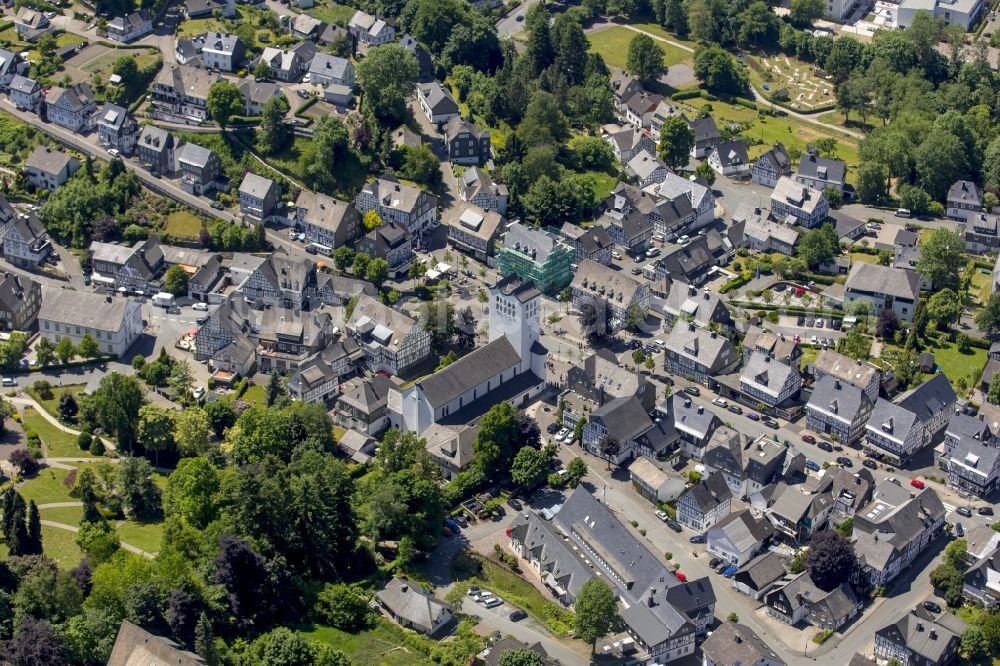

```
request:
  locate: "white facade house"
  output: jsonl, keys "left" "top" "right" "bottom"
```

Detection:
{"left": 107, "top": 10, "right": 153, "bottom": 42}
{"left": 24, "top": 146, "right": 79, "bottom": 192}
{"left": 416, "top": 82, "right": 460, "bottom": 125}
{"left": 355, "top": 176, "right": 439, "bottom": 237}
{"left": 8, "top": 75, "right": 41, "bottom": 112}
{"left": 44, "top": 83, "right": 97, "bottom": 133}
{"left": 38, "top": 287, "right": 143, "bottom": 357}
{"left": 898, "top": 0, "right": 984, "bottom": 29}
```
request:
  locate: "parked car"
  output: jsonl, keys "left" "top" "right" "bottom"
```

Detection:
{"left": 192, "top": 386, "right": 206, "bottom": 400}
{"left": 956, "top": 506, "right": 973, "bottom": 518}
{"left": 774, "top": 283, "right": 786, "bottom": 292}
{"left": 708, "top": 557, "right": 722, "bottom": 569}
{"left": 911, "top": 479, "right": 925, "bottom": 490}
{"left": 978, "top": 506, "right": 994, "bottom": 516}
{"left": 631, "top": 267, "right": 642, "bottom": 275}
{"left": 192, "top": 302, "right": 208, "bottom": 311}
{"left": 836, "top": 456, "right": 853, "bottom": 468}
{"left": 468, "top": 586, "right": 481, "bottom": 597}
{"left": 922, "top": 600, "right": 942, "bottom": 614}
{"left": 763, "top": 419, "right": 779, "bottom": 429}
{"left": 655, "top": 510, "right": 669, "bottom": 522}
{"left": 683, "top": 386, "right": 700, "bottom": 396}
{"left": 818, "top": 441, "right": 833, "bottom": 452}
{"left": 210, "top": 201, "right": 224, "bottom": 210}
{"left": 747, "top": 412, "right": 760, "bottom": 421}
{"left": 802, "top": 435, "right": 816, "bottom": 444}
{"left": 797, "top": 315, "right": 805, "bottom": 326}
{"left": 674, "top": 572, "right": 687, "bottom": 582}
{"left": 955, "top": 522, "right": 965, "bottom": 537}
{"left": 0, "top": 377, "right": 16, "bottom": 387}
{"left": 728, "top": 405, "right": 743, "bottom": 415}
{"left": 832, "top": 319, "right": 842, "bottom": 330}
{"left": 509, "top": 610, "right": 527, "bottom": 622}
{"left": 863, "top": 459, "right": 878, "bottom": 469}
{"left": 712, "top": 398, "right": 728, "bottom": 407}
{"left": 804, "top": 460, "right": 821, "bottom": 472}
{"left": 646, "top": 247, "right": 660, "bottom": 258}
{"left": 722, "top": 565, "right": 738, "bottom": 578}
{"left": 508, "top": 498, "right": 522, "bottom": 511}
{"left": 627, "top": 339, "right": 641, "bottom": 350}
{"left": 689, "top": 535, "right": 706, "bottom": 544}
{"left": 546, "top": 422, "right": 561, "bottom": 435}
{"left": 665, "top": 519, "right": 682, "bottom": 532}
{"left": 555, "top": 428, "right": 570, "bottom": 442}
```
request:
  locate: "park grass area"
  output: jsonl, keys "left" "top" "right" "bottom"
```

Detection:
{"left": 22, "top": 408, "right": 92, "bottom": 459}
{"left": 817, "top": 110, "right": 876, "bottom": 134}
{"left": 56, "top": 32, "right": 86, "bottom": 49}
{"left": 116, "top": 520, "right": 164, "bottom": 556}
{"left": 745, "top": 52, "right": 835, "bottom": 113}
{"left": 39, "top": 505, "right": 83, "bottom": 527}
{"left": 178, "top": 6, "right": 277, "bottom": 47}
{"left": 20, "top": 467, "right": 77, "bottom": 507}
{"left": 165, "top": 210, "right": 205, "bottom": 239}
{"left": 587, "top": 26, "right": 691, "bottom": 70}
{"left": 27, "top": 383, "right": 86, "bottom": 421}
{"left": 83, "top": 50, "right": 159, "bottom": 81}
{"left": 241, "top": 383, "right": 267, "bottom": 405}
{"left": 81, "top": 50, "right": 123, "bottom": 75}
{"left": 680, "top": 96, "right": 860, "bottom": 169}
{"left": 305, "top": 619, "right": 442, "bottom": 666}
{"left": 449, "top": 553, "right": 575, "bottom": 636}
{"left": 629, "top": 22, "right": 699, "bottom": 49}
{"left": 40, "top": 525, "right": 83, "bottom": 569}
{"left": 305, "top": 1, "right": 356, "bottom": 25}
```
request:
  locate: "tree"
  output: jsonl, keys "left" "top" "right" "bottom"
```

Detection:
{"left": 34, "top": 337, "right": 54, "bottom": 367}
{"left": 518, "top": 91, "right": 569, "bottom": 147}
{"left": 658, "top": 116, "right": 694, "bottom": 169}
{"left": 363, "top": 210, "right": 382, "bottom": 232}
{"left": 92, "top": 373, "right": 145, "bottom": 453}
{"left": 357, "top": 44, "right": 419, "bottom": 121}
{"left": 163, "top": 265, "right": 189, "bottom": 296}
{"left": 499, "top": 650, "right": 546, "bottom": 666}
{"left": 24, "top": 500, "right": 41, "bottom": 555}
{"left": 600, "top": 437, "right": 621, "bottom": 463}
{"left": 474, "top": 402, "right": 523, "bottom": 473}
{"left": 979, "top": 292, "right": 1000, "bottom": 338}
{"left": 566, "top": 457, "right": 588, "bottom": 486}
{"left": 574, "top": 579, "right": 620, "bottom": 652}
{"left": 806, "top": 531, "right": 857, "bottom": 591}
{"left": 299, "top": 116, "right": 350, "bottom": 192}
{"left": 265, "top": 372, "right": 285, "bottom": 408}
{"left": 693, "top": 44, "right": 748, "bottom": 96}
{"left": 914, "top": 128, "right": 968, "bottom": 201}
{"left": 56, "top": 336, "right": 75, "bottom": 365}
{"left": 138, "top": 404, "right": 175, "bottom": 467}
{"left": 75, "top": 520, "right": 120, "bottom": 565}
{"left": 9, "top": 449, "right": 38, "bottom": 477}
{"left": 206, "top": 81, "right": 244, "bottom": 129}
{"left": 168, "top": 360, "right": 194, "bottom": 399}
{"left": 258, "top": 95, "right": 290, "bottom": 155}
{"left": 926, "top": 289, "right": 962, "bottom": 330}
{"left": 797, "top": 223, "right": 839, "bottom": 270}
{"left": 397, "top": 145, "right": 441, "bottom": 186}
{"left": 929, "top": 562, "right": 964, "bottom": 606}
{"left": 253, "top": 61, "right": 271, "bottom": 80}
{"left": 876, "top": 308, "right": 899, "bottom": 339}
{"left": 790, "top": 0, "right": 825, "bottom": 25}
{"left": 626, "top": 34, "right": 665, "bottom": 85}
{"left": 365, "top": 258, "right": 389, "bottom": 291}
{"left": 737, "top": 1, "right": 780, "bottom": 47}
{"left": 694, "top": 160, "right": 716, "bottom": 185}
{"left": 116, "top": 456, "right": 162, "bottom": 521}
{"left": 58, "top": 392, "right": 78, "bottom": 422}
{"left": 3, "top": 618, "right": 68, "bottom": 666}
{"left": 313, "top": 583, "right": 370, "bottom": 631}
{"left": 917, "top": 229, "right": 965, "bottom": 291}
{"left": 333, "top": 246, "right": 355, "bottom": 272}
{"left": 164, "top": 457, "right": 219, "bottom": 529}
{"left": 194, "top": 612, "right": 217, "bottom": 665}
{"left": 855, "top": 162, "right": 889, "bottom": 204}
{"left": 511, "top": 446, "right": 551, "bottom": 489}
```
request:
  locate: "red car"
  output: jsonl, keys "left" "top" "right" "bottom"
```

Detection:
{"left": 795, "top": 287, "right": 805, "bottom": 296}
{"left": 674, "top": 572, "right": 687, "bottom": 582}
{"left": 802, "top": 435, "right": 816, "bottom": 444}
{"left": 911, "top": 479, "right": 925, "bottom": 489}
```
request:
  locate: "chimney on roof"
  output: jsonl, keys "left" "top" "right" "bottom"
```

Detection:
{"left": 697, "top": 405, "right": 704, "bottom": 414}
{"left": 930, "top": 630, "right": 938, "bottom": 640}
{"left": 834, "top": 380, "right": 841, "bottom": 390}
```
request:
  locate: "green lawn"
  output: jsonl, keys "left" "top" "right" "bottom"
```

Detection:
{"left": 799, "top": 346, "right": 818, "bottom": 372}
{"left": 27, "top": 384, "right": 86, "bottom": 421}
{"left": 20, "top": 467, "right": 77, "bottom": 507}
{"left": 241, "top": 383, "right": 266, "bottom": 405}
{"left": 81, "top": 50, "right": 123, "bottom": 75}
{"left": 55, "top": 32, "right": 85, "bottom": 48}
{"left": 577, "top": 168, "right": 619, "bottom": 203}
{"left": 449, "top": 553, "right": 574, "bottom": 636}
{"left": 305, "top": 618, "right": 462, "bottom": 666}
{"left": 929, "top": 338, "right": 986, "bottom": 391}
{"left": 39, "top": 505, "right": 83, "bottom": 527}
{"left": 971, "top": 269, "right": 992, "bottom": 307}
{"left": 681, "top": 96, "right": 860, "bottom": 170}
{"left": 305, "top": 1, "right": 356, "bottom": 25}
{"left": 116, "top": 520, "right": 164, "bottom": 555}
{"left": 22, "top": 408, "right": 92, "bottom": 459}
{"left": 165, "top": 210, "right": 205, "bottom": 239}
{"left": 587, "top": 26, "right": 692, "bottom": 70}
{"left": 40, "top": 525, "right": 83, "bottom": 570}
{"left": 849, "top": 252, "right": 878, "bottom": 265}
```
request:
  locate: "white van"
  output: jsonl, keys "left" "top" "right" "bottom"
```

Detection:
{"left": 895, "top": 208, "right": 911, "bottom": 218}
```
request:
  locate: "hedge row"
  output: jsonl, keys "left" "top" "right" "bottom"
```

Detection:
{"left": 8, "top": 355, "right": 116, "bottom": 375}
{"left": 719, "top": 273, "right": 752, "bottom": 294}
{"left": 727, "top": 301, "right": 844, "bottom": 317}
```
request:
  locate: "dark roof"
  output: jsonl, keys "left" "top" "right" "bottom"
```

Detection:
{"left": 898, "top": 373, "right": 957, "bottom": 425}
{"left": 493, "top": 274, "right": 541, "bottom": 303}
{"left": 948, "top": 180, "right": 982, "bottom": 206}
{"left": 807, "top": 374, "right": 873, "bottom": 425}
{"left": 712, "top": 140, "right": 749, "bottom": 168}
{"left": 702, "top": 622, "right": 786, "bottom": 666}
{"left": 679, "top": 472, "right": 733, "bottom": 513}
{"left": 689, "top": 116, "right": 719, "bottom": 143}
{"left": 417, "top": 336, "right": 522, "bottom": 408}
{"left": 735, "top": 551, "right": 788, "bottom": 589}
{"left": 798, "top": 153, "right": 846, "bottom": 184}
{"left": 592, "top": 395, "right": 654, "bottom": 443}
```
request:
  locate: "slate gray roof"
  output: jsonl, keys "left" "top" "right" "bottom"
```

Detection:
{"left": 309, "top": 53, "right": 352, "bottom": 80}
{"left": 948, "top": 179, "right": 982, "bottom": 207}
{"left": 867, "top": 397, "right": 921, "bottom": 446}
{"left": 736, "top": 550, "right": 788, "bottom": 588}
{"left": 626, "top": 151, "right": 667, "bottom": 180}
{"left": 348, "top": 294, "right": 417, "bottom": 353}
{"left": 573, "top": 348, "right": 646, "bottom": 400}
{"left": 572, "top": 259, "right": 645, "bottom": 308}
{"left": 741, "top": 212, "right": 799, "bottom": 248}
{"left": 666, "top": 392, "right": 719, "bottom": 440}
{"left": 898, "top": 373, "right": 956, "bottom": 425}
{"left": 9, "top": 75, "right": 38, "bottom": 95}
{"left": 40, "top": 286, "right": 134, "bottom": 332}
{"left": 680, "top": 472, "right": 733, "bottom": 513}
{"left": 798, "top": 153, "right": 846, "bottom": 185}
{"left": 712, "top": 140, "right": 749, "bottom": 168}
{"left": 657, "top": 173, "right": 710, "bottom": 211}
{"left": 855, "top": 484, "right": 946, "bottom": 567}
{"left": 417, "top": 82, "right": 459, "bottom": 115}
{"left": 507, "top": 512, "right": 594, "bottom": 601}
{"left": 592, "top": 395, "right": 654, "bottom": 443}
{"left": 875, "top": 610, "right": 965, "bottom": 664}
{"left": 338, "top": 374, "right": 390, "bottom": 413}
{"left": 663, "top": 282, "right": 725, "bottom": 327}
{"left": 702, "top": 622, "right": 785, "bottom": 666}
{"left": 664, "top": 323, "right": 738, "bottom": 373}
{"left": 846, "top": 263, "right": 920, "bottom": 301}
{"left": 948, "top": 435, "right": 1000, "bottom": 483}
{"left": 138, "top": 125, "right": 173, "bottom": 152}
{"left": 238, "top": 79, "right": 280, "bottom": 105}
{"left": 444, "top": 116, "right": 487, "bottom": 141}
{"left": 708, "top": 509, "right": 774, "bottom": 553}
{"left": 109, "top": 9, "right": 151, "bottom": 33}
{"left": 689, "top": 116, "right": 719, "bottom": 143}
{"left": 756, "top": 143, "right": 791, "bottom": 172}
{"left": 741, "top": 352, "right": 799, "bottom": 400}
{"left": 808, "top": 374, "right": 873, "bottom": 425}
{"left": 417, "top": 335, "right": 522, "bottom": 408}
{"left": 176, "top": 141, "right": 215, "bottom": 169}
{"left": 239, "top": 172, "right": 275, "bottom": 199}
{"left": 772, "top": 176, "right": 826, "bottom": 215}
{"left": 107, "top": 621, "right": 204, "bottom": 666}
{"left": 503, "top": 222, "right": 558, "bottom": 264}
{"left": 813, "top": 350, "right": 880, "bottom": 391}
{"left": 98, "top": 103, "right": 131, "bottom": 131}
{"left": 375, "top": 577, "right": 451, "bottom": 634}
{"left": 494, "top": 274, "right": 541, "bottom": 303}
{"left": 24, "top": 146, "right": 73, "bottom": 175}
{"left": 561, "top": 221, "right": 612, "bottom": 256}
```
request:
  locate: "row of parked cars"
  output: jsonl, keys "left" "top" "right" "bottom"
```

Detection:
{"left": 467, "top": 587, "right": 527, "bottom": 621}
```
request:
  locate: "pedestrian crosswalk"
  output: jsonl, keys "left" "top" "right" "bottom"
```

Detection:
{"left": 943, "top": 503, "right": 957, "bottom": 514}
